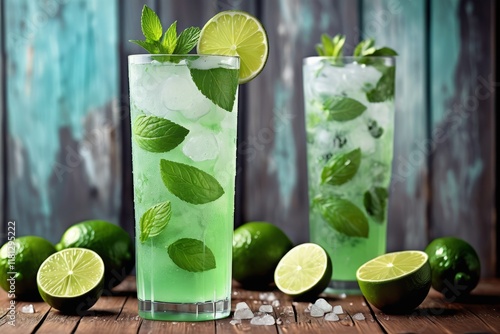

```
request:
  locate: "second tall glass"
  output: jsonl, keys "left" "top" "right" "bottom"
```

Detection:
{"left": 303, "top": 56, "right": 396, "bottom": 294}
{"left": 129, "top": 54, "right": 240, "bottom": 321}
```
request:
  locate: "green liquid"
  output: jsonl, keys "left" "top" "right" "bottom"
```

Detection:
{"left": 129, "top": 55, "right": 238, "bottom": 320}
{"left": 303, "top": 57, "right": 395, "bottom": 290}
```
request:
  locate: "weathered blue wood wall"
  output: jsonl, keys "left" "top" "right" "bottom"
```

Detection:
{"left": 1, "top": 0, "right": 121, "bottom": 241}
{"left": 0, "top": 0, "right": 497, "bottom": 276}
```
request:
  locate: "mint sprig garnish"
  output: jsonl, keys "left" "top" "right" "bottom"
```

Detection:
{"left": 168, "top": 238, "right": 216, "bottom": 272}
{"left": 139, "top": 201, "right": 172, "bottom": 242}
{"left": 130, "top": 5, "right": 200, "bottom": 54}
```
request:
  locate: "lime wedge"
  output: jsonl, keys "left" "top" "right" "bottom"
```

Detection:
{"left": 274, "top": 243, "right": 332, "bottom": 298}
{"left": 37, "top": 248, "right": 105, "bottom": 314}
{"left": 356, "top": 250, "right": 431, "bottom": 313}
{"left": 197, "top": 10, "right": 269, "bottom": 83}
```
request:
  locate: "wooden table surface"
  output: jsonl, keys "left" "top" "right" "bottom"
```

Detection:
{"left": 0, "top": 276, "right": 499, "bottom": 333}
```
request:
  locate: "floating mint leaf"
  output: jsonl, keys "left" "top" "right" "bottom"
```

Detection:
{"left": 321, "top": 148, "right": 361, "bottom": 186}
{"left": 141, "top": 5, "right": 163, "bottom": 42}
{"left": 189, "top": 67, "right": 239, "bottom": 112}
{"left": 368, "top": 119, "right": 384, "bottom": 138}
{"left": 139, "top": 201, "right": 172, "bottom": 243}
{"left": 367, "top": 66, "right": 395, "bottom": 102}
{"left": 322, "top": 96, "right": 367, "bottom": 122}
{"left": 315, "top": 196, "right": 369, "bottom": 238}
{"left": 161, "top": 21, "right": 178, "bottom": 54}
{"left": 160, "top": 159, "right": 224, "bottom": 204}
{"left": 174, "top": 27, "right": 201, "bottom": 54}
{"left": 168, "top": 238, "right": 216, "bottom": 272}
{"left": 364, "top": 187, "right": 388, "bottom": 223}
{"left": 133, "top": 114, "right": 189, "bottom": 153}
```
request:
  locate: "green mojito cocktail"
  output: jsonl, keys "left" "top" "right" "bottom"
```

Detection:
{"left": 128, "top": 6, "right": 268, "bottom": 321}
{"left": 303, "top": 50, "right": 396, "bottom": 293}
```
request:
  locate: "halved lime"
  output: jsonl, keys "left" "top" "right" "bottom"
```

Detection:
{"left": 197, "top": 10, "right": 269, "bottom": 83}
{"left": 274, "top": 243, "right": 332, "bottom": 298}
{"left": 37, "top": 248, "right": 105, "bottom": 313}
{"left": 356, "top": 250, "right": 431, "bottom": 313}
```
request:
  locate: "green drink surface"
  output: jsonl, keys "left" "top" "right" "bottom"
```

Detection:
{"left": 129, "top": 56, "right": 238, "bottom": 304}
{"left": 303, "top": 57, "right": 395, "bottom": 282}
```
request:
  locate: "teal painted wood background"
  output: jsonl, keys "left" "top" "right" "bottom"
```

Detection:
{"left": 0, "top": 0, "right": 497, "bottom": 277}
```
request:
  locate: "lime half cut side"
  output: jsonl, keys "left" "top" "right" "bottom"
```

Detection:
{"left": 197, "top": 10, "right": 269, "bottom": 84}
{"left": 356, "top": 250, "right": 431, "bottom": 314}
{"left": 37, "top": 248, "right": 105, "bottom": 313}
{"left": 274, "top": 243, "right": 332, "bottom": 299}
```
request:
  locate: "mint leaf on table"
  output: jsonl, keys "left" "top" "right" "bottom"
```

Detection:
{"left": 366, "top": 66, "right": 396, "bottom": 102}
{"left": 168, "top": 238, "right": 216, "bottom": 272}
{"left": 129, "top": 5, "right": 199, "bottom": 55}
{"left": 189, "top": 67, "right": 239, "bottom": 112}
{"left": 160, "top": 159, "right": 224, "bottom": 204}
{"left": 315, "top": 196, "right": 369, "bottom": 238}
{"left": 321, "top": 148, "right": 361, "bottom": 186}
{"left": 139, "top": 201, "right": 172, "bottom": 243}
{"left": 133, "top": 114, "right": 189, "bottom": 153}
{"left": 363, "top": 187, "right": 388, "bottom": 223}
{"left": 322, "top": 96, "right": 366, "bottom": 122}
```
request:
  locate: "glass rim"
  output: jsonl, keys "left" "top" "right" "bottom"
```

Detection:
{"left": 303, "top": 55, "right": 396, "bottom": 65}
{"left": 128, "top": 54, "right": 240, "bottom": 60}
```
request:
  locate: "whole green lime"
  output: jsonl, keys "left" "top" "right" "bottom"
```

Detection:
{"left": 56, "top": 220, "right": 134, "bottom": 290}
{"left": 424, "top": 237, "right": 480, "bottom": 298}
{"left": 233, "top": 221, "right": 293, "bottom": 288}
{"left": 0, "top": 236, "right": 56, "bottom": 298}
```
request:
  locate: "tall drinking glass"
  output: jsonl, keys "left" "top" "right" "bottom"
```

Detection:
{"left": 303, "top": 56, "right": 396, "bottom": 294}
{"left": 128, "top": 54, "right": 240, "bottom": 321}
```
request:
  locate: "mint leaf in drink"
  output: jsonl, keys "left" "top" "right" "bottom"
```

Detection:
{"left": 161, "top": 21, "right": 178, "bottom": 54}
{"left": 130, "top": 5, "right": 200, "bottom": 55}
{"left": 370, "top": 47, "right": 398, "bottom": 56}
{"left": 133, "top": 114, "right": 189, "bottom": 153}
{"left": 368, "top": 119, "right": 384, "bottom": 138}
{"left": 141, "top": 5, "right": 163, "bottom": 42}
{"left": 353, "top": 38, "right": 376, "bottom": 57}
{"left": 315, "top": 196, "right": 369, "bottom": 238}
{"left": 316, "top": 33, "right": 345, "bottom": 57}
{"left": 367, "top": 66, "right": 396, "bottom": 102}
{"left": 364, "top": 187, "right": 388, "bottom": 223}
{"left": 139, "top": 201, "right": 172, "bottom": 243}
{"left": 160, "top": 159, "right": 224, "bottom": 204}
{"left": 322, "top": 96, "right": 367, "bottom": 121}
{"left": 168, "top": 238, "right": 216, "bottom": 272}
{"left": 321, "top": 148, "right": 361, "bottom": 186}
{"left": 189, "top": 67, "right": 239, "bottom": 112}
{"left": 174, "top": 27, "right": 201, "bottom": 54}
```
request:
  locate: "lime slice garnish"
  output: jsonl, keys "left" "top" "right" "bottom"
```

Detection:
{"left": 356, "top": 250, "right": 431, "bottom": 313}
{"left": 37, "top": 248, "right": 105, "bottom": 313}
{"left": 197, "top": 10, "right": 269, "bottom": 84}
{"left": 274, "top": 243, "right": 332, "bottom": 298}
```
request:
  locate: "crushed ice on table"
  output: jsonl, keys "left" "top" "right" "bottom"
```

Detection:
{"left": 324, "top": 312, "right": 340, "bottom": 322}
{"left": 271, "top": 300, "right": 280, "bottom": 307}
{"left": 304, "top": 303, "right": 313, "bottom": 313}
{"left": 229, "top": 319, "right": 241, "bottom": 325}
{"left": 259, "top": 292, "right": 277, "bottom": 301}
{"left": 250, "top": 313, "right": 275, "bottom": 325}
{"left": 333, "top": 305, "right": 344, "bottom": 314}
{"left": 259, "top": 304, "right": 273, "bottom": 313}
{"left": 233, "top": 302, "right": 254, "bottom": 320}
{"left": 314, "top": 298, "right": 333, "bottom": 313}
{"left": 21, "top": 304, "right": 35, "bottom": 314}
{"left": 310, "top": 304, "right": 325, "bottom": 317}
{"left": 352, "top": 313, "right": 366, "bottom": 321}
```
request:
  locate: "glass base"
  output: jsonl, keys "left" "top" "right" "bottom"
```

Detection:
{"left": 324, "top": 280, "right": 362, "bottom": 296}
{"left": 138, "top": 298, "right": 230, "bottom": 321}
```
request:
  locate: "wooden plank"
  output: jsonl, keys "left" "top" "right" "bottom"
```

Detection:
{"left": 429, "top": 0, "right": 496, "bottom": 277}
{"left": 139, "top": 319, "right": 215, "bottom": 333}
{"left": 244, "top": 0, "right": 359, "bottom": 244}
{"left": 35, "top": 310, "right": 80, "bottom": 334}
{"left": 361, "top": 0, "right": 429, "bottom": 252}
{"left": 4, "top": 0, "right": 122, "bottom": 242}
{"left": 75, "top": 296, "right": 134, "bottom": 333}
{"left": 0, "top": 297, "right": 51, "bottom": 333}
